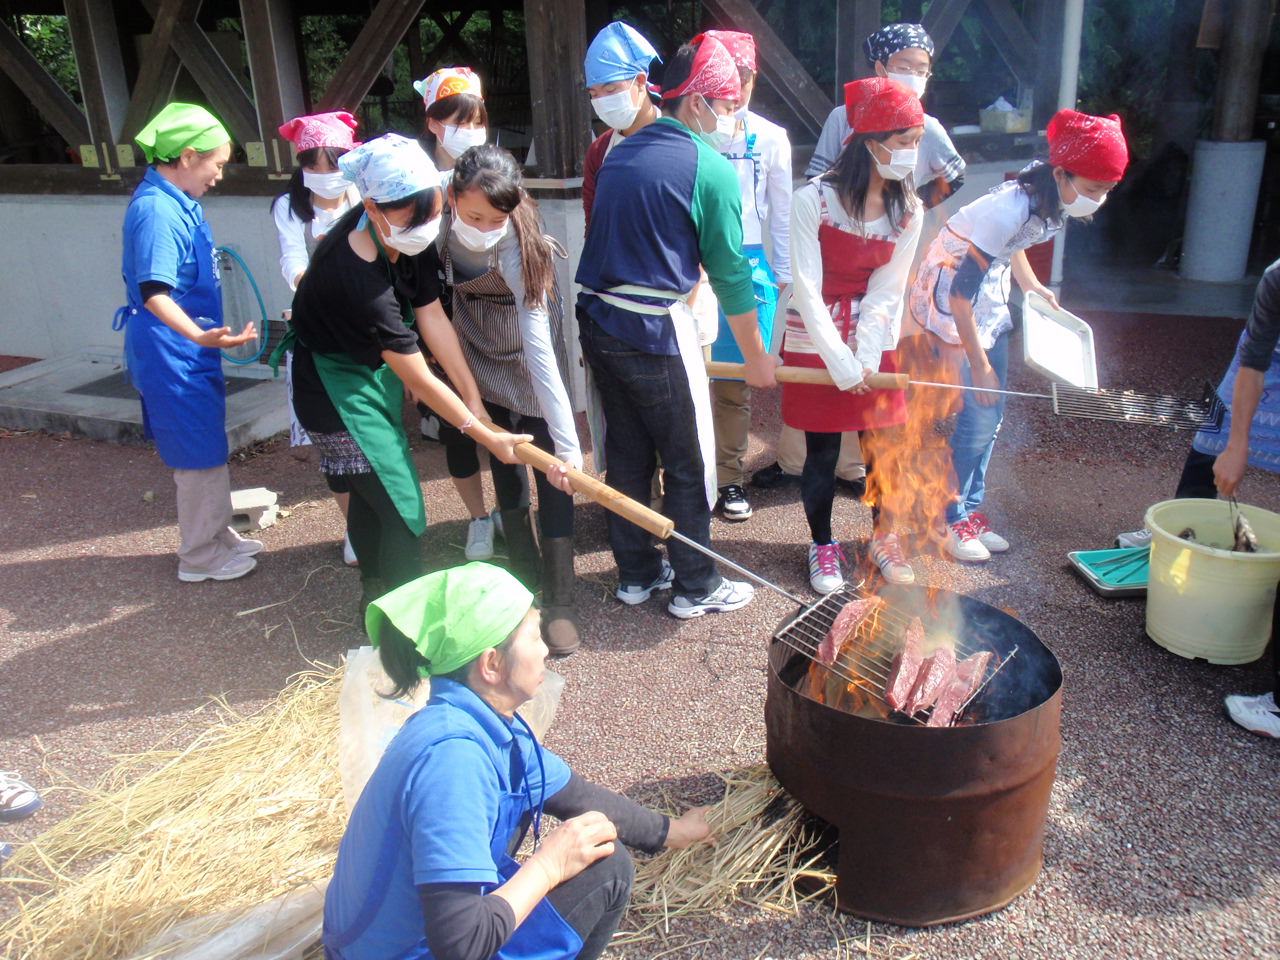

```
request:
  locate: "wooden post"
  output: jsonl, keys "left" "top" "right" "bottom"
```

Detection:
{"left": 65, "top": 0, "right": 131, "bottom": 156}
{"left": 1212, "top": 0, "right": 1275, "bottom": 141}
{"left": 0, "top": 19, "right": 90, "bottom": 148}
{"left": 522, "top": 0, "right": 590, "bottom": 178}
{"left": 241, "top": 0, "right": 305, "bottom": 171}
{"left": 835, "top": 0, "right": 880, "bottom": 94}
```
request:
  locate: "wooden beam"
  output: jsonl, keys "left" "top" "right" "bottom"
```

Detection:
{"left": 122, "top": 0, "right": 200, "bottom": 141}
{"left": 974, "top": 0, "right": 1037, "bottom": 84}
{"left": 426, "top": 8, "right": 478, "bottom": 65}
{"left": 136, "top": 0, "right": 259, "bottom": 144}
{"left": 1212, "top": 0, "right": 1276, "bottom": 140}
{"left": 0, "top": 18, "right": 89, "bottom": 146}
{"left": 835, "top": 0, "right": 880, "bottom": 94}
{"left": 65, "top": 0, "right": 131, "bottom": 147}
{"left": 703, "top": 0, "right": 832, "bottom": 136}
{"left": 241, "top": 0, "right": 305, "bottom": 162}
{"left": 522, "top": 0, "right": 590, "bottom": 177}
{"left": 317, "top": 0, "right": 426, "bottom": 111}
{"left": 922, "top": 0, "right": 973, "bottom": 53}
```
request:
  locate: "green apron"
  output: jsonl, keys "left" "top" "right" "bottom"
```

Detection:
{"left": 271, "top": 221, "right": 427, "bottom": 535}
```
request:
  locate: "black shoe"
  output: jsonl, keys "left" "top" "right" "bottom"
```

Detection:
{"left": 836, "top": 476, "right": 867, "bottom": 499}
{"left": 749, "top": 463, "right": 798, "bottom": 489}
{"left": 715, "top": 484, "right": 753, "bottom": 521}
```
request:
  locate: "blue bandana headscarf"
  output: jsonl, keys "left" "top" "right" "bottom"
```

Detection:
{"left": 863, "top": 22, "right": 935, "bottom": 66}
{"left": 584, "top": 21, "right": 661, "bottom": 88}
{"left": 338, "top": 133, "right": 439, "bottom": 203}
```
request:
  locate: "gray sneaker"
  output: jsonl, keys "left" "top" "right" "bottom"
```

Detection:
{"left": 178, "top": 553, "right": 257, "bottom": 583}
{"left": 465, "top": 516, "right": 496, "bottom": 561}
{"left": 616, "top": 559, "right": 675, "bottom": 605}
{"left": 1115, "top": 528, "right": 1152, "bottom": 549}
{"left": 667, "top": 577, "right": 754, "bottom": 620}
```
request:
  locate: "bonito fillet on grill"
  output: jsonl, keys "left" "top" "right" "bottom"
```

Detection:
{"left": 817, "top": 596, "right": 882, "bottom": 665}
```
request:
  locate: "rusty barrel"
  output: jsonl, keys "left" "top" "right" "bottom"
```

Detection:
{"left": 765, "top": 587, "right": 1063, "bottom": 927}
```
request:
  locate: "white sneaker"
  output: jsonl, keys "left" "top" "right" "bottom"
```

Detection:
{"left": 1224, "top": 692, "right": 1280, "bottom": 738}
{"left": 616, "top": 559, "right": 675, "bottom": 605}
{"left": 668, "top": 577, "right": 754, "bottom": 619}
{"left": 0, "top": 770, "right": 42, "bottom": 822}
{"left": 968, "top": 512, "right": 1009, "bottom": 553}
{"left": 342, "top": 534, "right": 358, "bottom": 567}
{"left": 178, "top": 553, "right": 257, "bottom": 583}
{"left": 465, "top": 516, "right": 496, "bottom": 561}
{"left": 945, "top": 519, "right": 991, "bottom": 563}
{"left": 1115, "top": 528, "right": 1152, "bottom": 549}
{"left": 808, "top": 542, "right": 846, "bottom": 594}
{"left": 420, "top": 414, "right": 441, "bottom": 442}
{"left": 869, "top": 533, "right": 915, "bottom": 584}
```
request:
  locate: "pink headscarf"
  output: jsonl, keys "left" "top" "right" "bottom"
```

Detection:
{"left": 661, "top": 34, "right": 741, "bottom": 102}
{"left": 277, "top": 111, "right": 360, "bottom": 152}
{"left": 703, "top": 30, "right": 756, "bottom": 73}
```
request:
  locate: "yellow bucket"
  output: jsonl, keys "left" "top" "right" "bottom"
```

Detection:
{"left": 1144, "top": 499, "right": 1280, "bottom": 664}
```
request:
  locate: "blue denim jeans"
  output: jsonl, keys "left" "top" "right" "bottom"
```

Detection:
{"left": 946, "top": 328, "right": 1009, "bottom": 524}
{"left": 578, "top": 311, "right": 719, "bottom": 599}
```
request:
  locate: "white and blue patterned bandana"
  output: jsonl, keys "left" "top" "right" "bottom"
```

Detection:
{"left": 863, "top": 22, "right": 935, "bottom": 66}
{"left": 338, "top": 133, "right": 439, "bottom": 203}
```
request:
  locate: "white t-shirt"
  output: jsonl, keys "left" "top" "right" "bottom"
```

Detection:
{"left": 721, "top": 109, "right": 793, "bottom": 282}
{"left": 271, "top": 186, "right": 360, "bottom": 290}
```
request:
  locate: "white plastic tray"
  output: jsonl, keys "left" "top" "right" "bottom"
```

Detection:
{"left": 1021, "top": 291, "right": 1098, "bottom": 389}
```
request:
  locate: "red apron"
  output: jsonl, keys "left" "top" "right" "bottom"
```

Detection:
{"left": 781, "top": 189, "right": 909, "bottom": 434}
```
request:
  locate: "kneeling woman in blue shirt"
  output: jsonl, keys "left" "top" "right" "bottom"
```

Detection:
{"left": 324, "top": 562, "right": 711, "bottom": 960}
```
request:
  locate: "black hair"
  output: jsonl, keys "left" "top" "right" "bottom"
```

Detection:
{"left": 154, "top": 144, "right": 226, "bottom": 167}
{"left": 450, "top": 144, "right": 555, "bottom": 306}
{"left": 1017, "top": 160, "right": 1068, "bottom": 222}
{"left": 377, "top": 187, "right": 443, "bottom": 229}
{"left": 824, "top": 129, "right": 916, "bottom": 227}
{"left": 376, "top": 618, "right": 520, "bottom": 699}
{"left": 737, "top": 65, "right": 755, "bottom": 87}
{"left": 422, "top": 93, "right": 489, "bottom": 159}
{"left": 659, "top": 42, "right": 700, "bottom": 114}
{"left": 276, "top": 145, "right": 348, "bottom": 223}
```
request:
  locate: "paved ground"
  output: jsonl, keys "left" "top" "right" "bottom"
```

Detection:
{"left": 2, "top": 309, "right": 1277, "bottom": 958}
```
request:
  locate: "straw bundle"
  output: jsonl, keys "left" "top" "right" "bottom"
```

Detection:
{"left": 0, "top": 668, "right": 345, "bottom": 960}
{"left": 615, "top": 765, "right": 837, "bottom": 952}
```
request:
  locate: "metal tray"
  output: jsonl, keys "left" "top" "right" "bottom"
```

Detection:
{"left": 1023, "top": 291, "right": 1098, "bottom": 389}
{"left": 1068, "top": 547, "right": 1149, "bottom": 598}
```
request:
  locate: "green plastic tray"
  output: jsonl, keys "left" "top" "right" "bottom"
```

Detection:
{"left": 1068, "top": 547, "right": 1149, "bottom": 597}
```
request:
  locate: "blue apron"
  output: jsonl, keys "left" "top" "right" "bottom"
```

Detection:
{"left": 323, "top": 714, "right": 583, "bottom": 960}
{"left": 711, "top": 125, "right": 779, "bottom": 366}
{"left": 115, "top": 217, "right": 228, "bottom": 470}
{"left": 1193, "top": 328, "right": 1280, "bottom": 472}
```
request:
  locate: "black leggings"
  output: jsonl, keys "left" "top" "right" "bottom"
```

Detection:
{"left": 445, "top": 401, "right": 575, "bottom": 539}
{"left": 545, "top": 845, "right": 634, "bottom": 960}
{"left": 344, "top": 470, "right": 423, "bottom": 594}
{"left": 417, "top": 400, "right": 482, "bottom": 480}
{"left": 802, "top": 429, "right": 886, "bottom": 543}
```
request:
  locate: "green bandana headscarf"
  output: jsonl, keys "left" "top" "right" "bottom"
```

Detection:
{"left": 135, "top": 102, "right": 230, "bottom": 163}
{"left": 367, "top": 562, "right": 534, "bottom": 678}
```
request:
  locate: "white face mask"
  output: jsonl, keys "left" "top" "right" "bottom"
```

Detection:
{"left": 385, "top": 219, "right": 439, "bottom": 256}
{"left": 451, "top": 213, "right": 508, "bottom": 252}
{"left": 591, "top": 83, "right": 641, "bottom": 132}
{"left": 696, "top": 96, "right": 736, "bottom": 149}
{"left": 303, "top": 169, "right": 350, "bottom": 200}
{"left": 441, "top": 124, "right": 487, "bottom": 159}
{"left": 887, "top": 70, "right": 928, "bottom": 98}
{"left": 1059, "top": 180, "right": 1105, "bottom": 218}
{"left": 869, "top": 143, "right": 917, "bottom": 181}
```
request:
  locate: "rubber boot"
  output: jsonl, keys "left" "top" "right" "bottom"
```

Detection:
{"left": 540, "top": 536, "right": 581, "bottom": 657}
{"left": 499, "top": 507, "right": 541, "bottom": 592}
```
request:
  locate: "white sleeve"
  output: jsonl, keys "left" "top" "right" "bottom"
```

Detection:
{"left": 964, "top": 190, "right": 1026, "bottom": 255}
{"left": 855, "top": 212, "right": 924, "bottom": 370}
{"left": 766, "top": 128, "right": 793, "bottom": 283}
{"left": 271, "top": 195, "right": 309, "bottom": 291}
{"left": 497, "top": 237, "right": 583, "bottom": 469}
{"left": 790, "top": 186, "right": 862, "bottom": 390}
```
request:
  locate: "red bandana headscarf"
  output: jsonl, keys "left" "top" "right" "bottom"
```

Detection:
{"left": 703, "top": 30, "right": 756, "bottom": 73}
{"left": 278, "top": 111, "right": 360, "bottom": 152}
{"left": 661, "top": 34, "right": 741, "bottom": 102}
{"left": 844, "top": 77, "right": 923, "bottom": 135}
{"left": 1047, "top": 109, "right": 1129, "bottom": 182}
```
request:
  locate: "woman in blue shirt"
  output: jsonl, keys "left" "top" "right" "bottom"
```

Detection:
{"left": 324, "top": 562, "right": 711, "bottom": 960}
{"left": 117, "top": 102, "right": 261, "bottom": 583}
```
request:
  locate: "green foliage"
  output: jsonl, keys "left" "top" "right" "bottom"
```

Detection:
{"left": 18, "top": 15, "right": 79, "bottom": 103}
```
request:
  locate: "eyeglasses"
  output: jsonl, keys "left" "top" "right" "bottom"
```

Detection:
{"left": 889, "top": 65, "right": 932, "bottom": 78}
